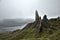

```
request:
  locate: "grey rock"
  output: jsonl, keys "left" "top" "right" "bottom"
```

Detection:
{"left": 34, "top": 11, "right": 54, "bottom": 33}
{"left": 35, "top": 10, "right": 42, "bottom": 33}
{"left": 41, "top": 15, "right": 51, "bottom": 28}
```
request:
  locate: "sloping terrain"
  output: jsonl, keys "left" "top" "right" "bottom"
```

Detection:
{"left": 0, "top": 17, "right": 60, "bottom": 40}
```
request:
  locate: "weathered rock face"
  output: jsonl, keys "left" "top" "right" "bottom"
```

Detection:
{"left": 42, "top": 15, "right": 51, "bottom": 28}
{"left": 34, "top": 10, "right": 54, "bottom": 33}
{"left": 35, "top": 10, "right": 40, "bottom": 22}
{"left": 43, "top": 15, "right": 48, "bottom": 21}
{"left": 36, "top": 17, "right": 42, "bottom": 33}
{"left": 35, "top": 10, "right": 42, "bottom": 33}
{"left": 41, "top": 15, "right": 54, "bottom": 34}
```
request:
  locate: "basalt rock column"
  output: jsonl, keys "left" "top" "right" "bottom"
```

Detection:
{"left": 35, "top": 10, "right": 42, "bottom": 33}
{"left": 35, "top": 10, "right": 40, "bottom": 22}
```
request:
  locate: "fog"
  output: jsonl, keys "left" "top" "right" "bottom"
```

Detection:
{"left": 0, "top": 0, "right": 60, "bottom": 19}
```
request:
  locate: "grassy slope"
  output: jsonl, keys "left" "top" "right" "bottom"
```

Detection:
{"left": 0, "top": 19, "right": 60, "bottom": 40}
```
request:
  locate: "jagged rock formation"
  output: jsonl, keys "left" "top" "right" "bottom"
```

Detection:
{"left": 35, "top": 10, "right": 42, "bottom": 33}
{"left": 35, "top": 10, "right": 54, "bottom": 34}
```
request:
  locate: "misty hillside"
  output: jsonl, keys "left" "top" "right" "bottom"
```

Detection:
{"left": 4, "top": 19, "right": 60, "bottom": 40}
{"left": 0, "top": 19, "right": 34, "bottom": 27}
{"left": 0, "top": 11, "right": 60, "bottom": 40}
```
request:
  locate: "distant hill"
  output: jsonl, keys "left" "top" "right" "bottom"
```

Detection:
{"left": 0, "top": 19, "right": 34, "bottom": 27}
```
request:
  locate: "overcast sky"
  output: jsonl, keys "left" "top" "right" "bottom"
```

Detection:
{"left": 0, "top": 0, "right": 60, "bottom": 19}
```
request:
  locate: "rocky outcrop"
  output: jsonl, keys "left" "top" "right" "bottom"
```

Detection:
{"left": 35, "top": 10, "right": 42, "bottom": 33}
{"left": 35, "top": 10, "right": 40, "bottom": 22}
{"left": 41, "top": 15, "right": 51, "bottom": 28}
{"left": 34, "top": 10, "right": 54, "bottom": 33}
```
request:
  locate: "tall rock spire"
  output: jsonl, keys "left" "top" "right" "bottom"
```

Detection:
{"left": 35, "top": 10, "right": 42, "bottom": 33}
{"left": 35, "top": 10, "right": 39, "bottom": 21}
